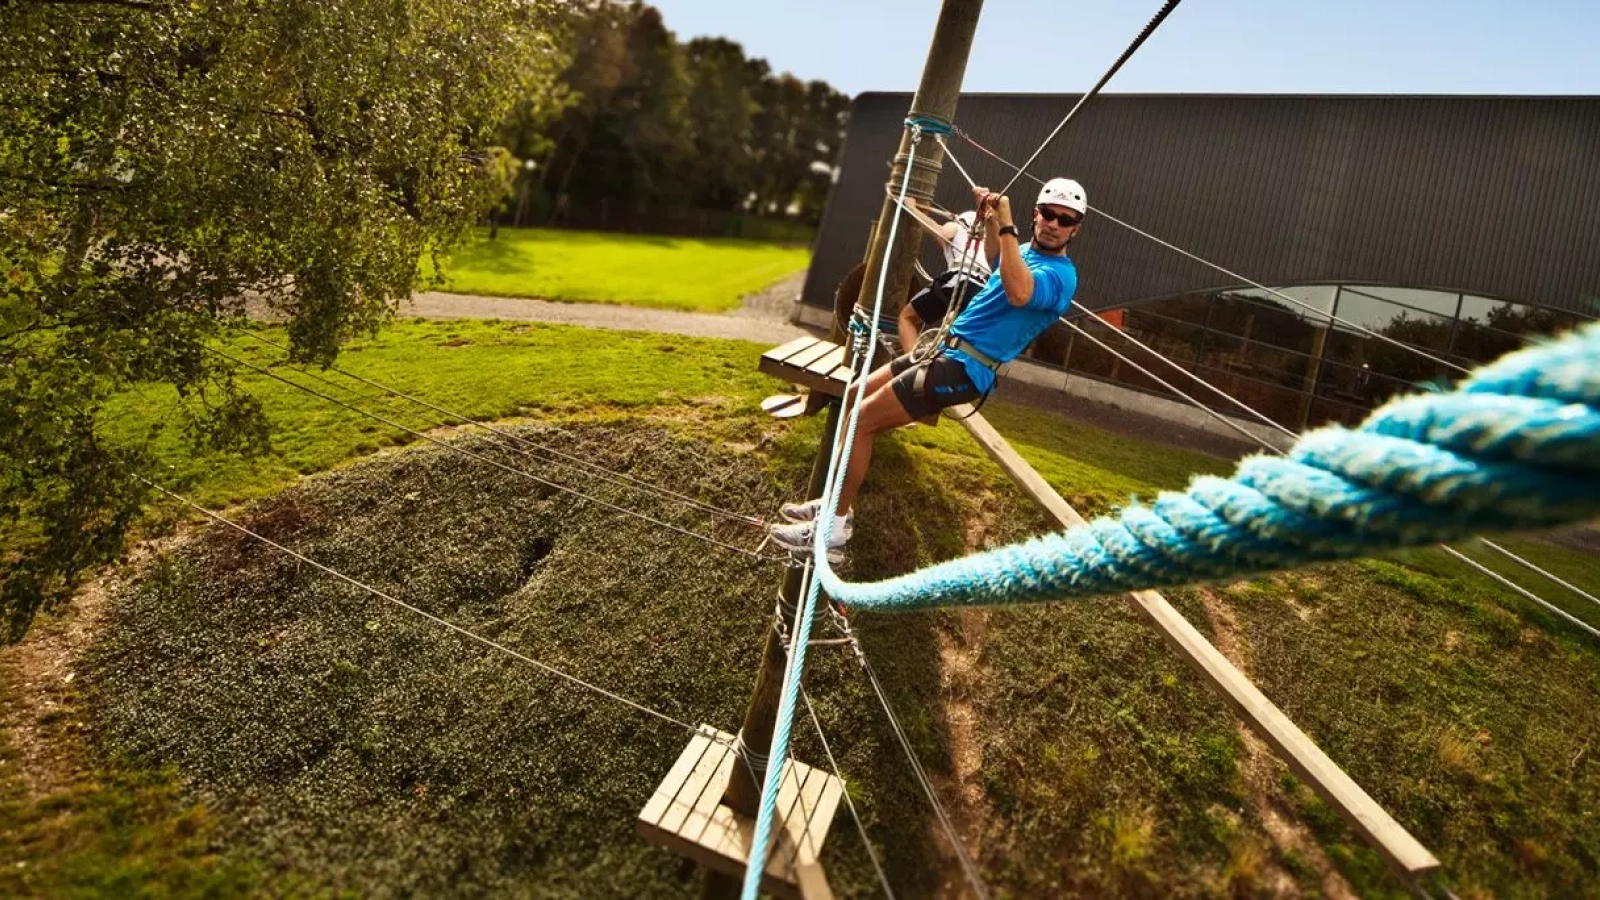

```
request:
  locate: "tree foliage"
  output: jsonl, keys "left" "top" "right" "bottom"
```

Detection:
{"left": 534, "top": 0, "right": 850, "bottom": 227}
{"left": 0, "top": 0, "right": 570, "bottom": 640}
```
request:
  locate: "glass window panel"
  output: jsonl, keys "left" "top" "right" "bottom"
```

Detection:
{"left": 1314, "top": 355, "right": 1416, "bottom": 410}
{"left": 1457, "top": 294, "right": 1509, "bottom": 325}
{"left": 1339, "top": 285, "right": 1460, "bottom": 318}
{"left": 1235, "top": 338, "right": 1312, "bottom": 390}
{"left": 1450, "top": 320, "right": 1524, "bottom": 367}
{"left": 1307, "top": 396, "right": 1367, "bottom": 429}
{"left": 1234, "top": 285, "right": 1337, "bottom": 318}
{"left": 1134, "top": 291, "right": 1212, "bottom": 327}
{"left": 1124, "top": 309, "right": 1204, "bottom": 366}
{"left": 1458, "top": 295, "right": 1582, "bottom": 340}
{"left": 1208, "top": 290, "right": 1330, "bottom": 356}
{"left": 1331, "top": 290, "right": 1455, "bottom": 353}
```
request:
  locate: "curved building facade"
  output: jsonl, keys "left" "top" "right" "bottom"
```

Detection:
{"left": 803, "top": 93, "right": 1600, "bottom": 431}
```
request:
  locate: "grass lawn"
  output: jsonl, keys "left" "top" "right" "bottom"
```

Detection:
{"left": 5, "top": 318, "right": 1600, "bottom": 897}
{"left": 425, "top": 227, "right": 810, "bottom": 313}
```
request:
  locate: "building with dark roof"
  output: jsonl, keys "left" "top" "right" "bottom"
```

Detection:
{"left": 802, "top": 93, "right": 1600, "bottom": 432}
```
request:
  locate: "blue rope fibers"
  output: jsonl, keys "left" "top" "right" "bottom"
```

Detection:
{"left": 1367, "top": 393, "right": 1600, "bottom": 468}
{"left": 741, "top": 123, "right": 927, "bottom": 899}
{"left": 904, "top": 114, "right": 953, "bottom": 134}
{"left": 815, "top": 321, "right": 1600, "bottom": 612}
{"left": 1459, "top": 330, "right": 1600, "bottom": 406}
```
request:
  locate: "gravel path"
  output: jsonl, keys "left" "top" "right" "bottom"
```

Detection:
{"left": 407, "top": 271, "right": 812, "bottom": 346}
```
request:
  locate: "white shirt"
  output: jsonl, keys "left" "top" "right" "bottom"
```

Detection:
{"left": 944, "top": 212, "right": 991, "bottom": 277}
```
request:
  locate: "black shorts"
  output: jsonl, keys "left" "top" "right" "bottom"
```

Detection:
{"left": 889, "top": 354, "right": 982, "bottom": 419}
{"left": 909, "top": 270, "right": 988, "bottom": 326}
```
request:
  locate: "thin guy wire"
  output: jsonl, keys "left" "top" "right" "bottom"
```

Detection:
{"left": 998, "top": 0, "right": 1185, "bottom": 196}
{"left": 854, "top": 645, "right": 990, "bottom": 900}
{"left": 946, "top": 133, "right": 1471, "bottom": 375}
{"left": 211, "top": 348, "right": 780, "bottom": 563}
{"left": 136, "top": 476, "right": 711, "bottom": 732}
{"left": 1475, "top": 539, "right": 1600, "bottom": 610}
{"left": 944, "top": 135, "right": 1592, "bottom": 618}
{"left": 238, "top": 331, "right": 764, "bottom": 528}
{"left": 1438, "top": 546, "right": 1600, "bottom": 641}
{"left": 801, "top": 687, "right": 897, "bottom": 900}
{"left": 764, "top": 580, "right": 829, "bottom": 880}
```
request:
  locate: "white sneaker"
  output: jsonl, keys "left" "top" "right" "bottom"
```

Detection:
{"left": 780, "top": 498, "right": 826, "bottom": 523}
{"left": 768, "top": 516, "right": 852, "bottom": 563}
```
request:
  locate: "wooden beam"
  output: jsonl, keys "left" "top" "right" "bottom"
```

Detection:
{"left": 950, "top": 406, "right": 1442, "bottom": 879}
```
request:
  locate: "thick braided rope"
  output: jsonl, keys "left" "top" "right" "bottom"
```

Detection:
{"left": 818, "top": 322, "right": 1600, "bottom": 611}
{"left": 741, "top": 123, "right": 927, "bottom": 898}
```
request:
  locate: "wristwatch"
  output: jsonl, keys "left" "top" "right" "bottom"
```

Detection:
{"left": 997, "top": 224, "right": 1019, "bottom": 240}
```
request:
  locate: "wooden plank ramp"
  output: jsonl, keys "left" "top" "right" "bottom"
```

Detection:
{"left": 638, "top": 725, "right": 843, "bottom": 900}
{"left": 949, "top": 406, "right": 1442, "bottom": 880}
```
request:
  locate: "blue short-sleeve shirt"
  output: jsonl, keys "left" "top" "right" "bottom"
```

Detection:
{"left": 946, "top": 243, "right": 1078, "bottom": 393}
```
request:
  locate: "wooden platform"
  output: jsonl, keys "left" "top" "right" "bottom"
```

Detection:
{"left": 759, "top": 336, "right": 852, "bottom": 399}
{"left": 637, "top": 725, "right": 843, "bottom": 899}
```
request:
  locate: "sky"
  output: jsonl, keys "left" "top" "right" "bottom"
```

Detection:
{"left": 645, "top": 0, "right": 1599, "bottom": 98}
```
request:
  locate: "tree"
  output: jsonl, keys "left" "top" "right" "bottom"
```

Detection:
{"left": 0, "top": 0, "right": 570, "bottom": 641}
{"left": 536, "top": 1, "right": 849, "bottom": 228}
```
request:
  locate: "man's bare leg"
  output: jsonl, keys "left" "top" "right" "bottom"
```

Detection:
{"left": 833, "top": 382, "right": 914, "bottom": 512}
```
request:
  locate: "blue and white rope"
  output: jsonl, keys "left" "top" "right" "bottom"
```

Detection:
{"left": 740, "top": 121, "right": 928, "bottom": 898}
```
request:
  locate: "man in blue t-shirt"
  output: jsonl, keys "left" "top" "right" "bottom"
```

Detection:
{"left": 771, "top": 177, "right": 1087, "bottom": 560}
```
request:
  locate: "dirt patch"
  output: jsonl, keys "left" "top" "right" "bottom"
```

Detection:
{"left": 1197, "top": 588, "right": 1358, "bottom": 899}
{"left": 0, "top": 568, "right": 118, "bottom": 800}
{"left": 932, "top": 611, "right": 991, "bottom": 870}
{"left": 918, "top": 511, "right": 1004, "bottom": 896}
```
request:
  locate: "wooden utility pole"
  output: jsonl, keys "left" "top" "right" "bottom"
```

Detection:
{"left": 849, "top": 0, "right": 985, "bottom": 346}
{"left": 704, "top": 2, "right": 986, "bottom": 895}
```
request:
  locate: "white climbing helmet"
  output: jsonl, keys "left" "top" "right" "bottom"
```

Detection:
{"left": 1037, "top": 177, "right": 1087, "bottom": 216}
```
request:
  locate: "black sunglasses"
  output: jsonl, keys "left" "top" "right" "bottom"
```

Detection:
{"left": 1036, "top": 206, "right": 1082, "bottom": 227}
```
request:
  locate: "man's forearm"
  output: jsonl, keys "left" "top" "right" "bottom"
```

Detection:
{"left": 995, "top": 216, "right": 1033, "bottom": 306}
{"left": 897, "top": 304, "right": 922, "bottom": 353}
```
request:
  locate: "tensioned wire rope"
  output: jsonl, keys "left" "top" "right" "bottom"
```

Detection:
{"left": 209, "top": 347, "right": 783, "bottom": 563}
{"left": 793, "top": 566, "right": 979, "bottom": 900}
{"left": 762, "top": 561, "right": 900, "bottom": 897}
{"left": 935, "top": 137, "right": 1600, "bottom": 634}
{"left": 778, "top": 413, "right": 991, "bottom": 895}
{"left": 235, "top": 330, "right": 766, "bottom": 529}
{"left": 800, "top": 687, "right": 897, "bottom": 900}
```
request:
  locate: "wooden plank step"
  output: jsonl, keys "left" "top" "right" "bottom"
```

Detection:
{"left": 638, "top": 725, "right": 843, "bottom": 900}
{"left": 760, "top": 337, "right": 852, "bottom": 399}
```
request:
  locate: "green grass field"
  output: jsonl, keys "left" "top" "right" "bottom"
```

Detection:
{"left": 6, "top": 318, "right": 1600, "bottom": 897}
{"left": 426, "top": 227, "right": 810, "bottom": 312}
